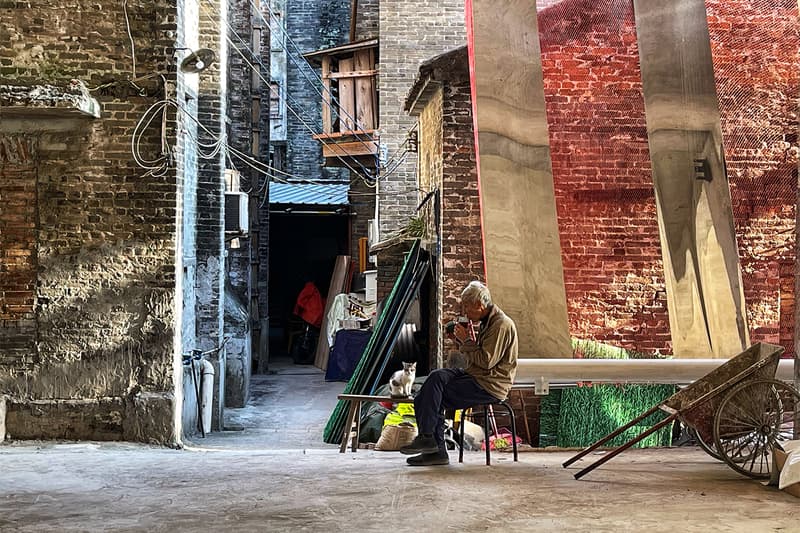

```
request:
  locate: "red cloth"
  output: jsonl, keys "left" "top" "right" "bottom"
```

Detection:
{"left": 293, "top": 282, "right": 324, "bottom": 328}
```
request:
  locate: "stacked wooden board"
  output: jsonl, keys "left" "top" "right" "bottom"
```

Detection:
{"left": 323, "top": 240, "right": 430, "bottom": 444}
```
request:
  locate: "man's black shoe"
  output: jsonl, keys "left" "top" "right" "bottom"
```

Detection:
{"left": 406, "top": 451, "right": 450, "bottom": 466}
{"left": 399, "top": 434, "right": 440, "bottom": 455}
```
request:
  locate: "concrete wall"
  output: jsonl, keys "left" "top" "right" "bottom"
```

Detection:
{"left": 0, "top": 0, "right": 181, "bottom": 443}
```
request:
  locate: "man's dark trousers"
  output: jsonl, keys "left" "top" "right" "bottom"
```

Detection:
{"left": 413, "top": 368, "right": 498, "bottom": 451}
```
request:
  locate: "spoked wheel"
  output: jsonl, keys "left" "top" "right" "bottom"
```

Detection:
{"left": 687, "top": 426, "right": 722, "bottom": 461}
{"left": 713, "top": 378, "right": 800, "bottom": 479}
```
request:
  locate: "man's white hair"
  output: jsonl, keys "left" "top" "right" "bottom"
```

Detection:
{"left": 461, "top": 280, "right": 492, "bottom": 307}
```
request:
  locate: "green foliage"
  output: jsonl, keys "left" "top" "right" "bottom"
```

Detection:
{"left": 538, "top": 339, "right": 676, "bottom": 448}
{"left": 556, "top": 384, "right": 677, "bottom": 448}
{"left": 538, "top": 389, "right": 562, "bottom": 447}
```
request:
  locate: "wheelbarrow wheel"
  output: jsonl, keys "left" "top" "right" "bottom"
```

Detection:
{"left": 687, "top": 426, "right": 722, "bottom": 461}
{"left": 713, "top": 378, "right": 800, "bottom": 479}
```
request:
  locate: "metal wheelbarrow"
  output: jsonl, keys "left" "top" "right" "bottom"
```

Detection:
{"left": 563, "top": 342, "right": 800, "bottom": 480}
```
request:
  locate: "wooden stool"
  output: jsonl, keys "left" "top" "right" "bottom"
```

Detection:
{"left": 458, "top": 399, "right": 519, "bottom": 465}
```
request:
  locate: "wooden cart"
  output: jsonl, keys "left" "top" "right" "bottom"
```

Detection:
{"left": 563, "top": 342, "right": 800, "bottom": 480}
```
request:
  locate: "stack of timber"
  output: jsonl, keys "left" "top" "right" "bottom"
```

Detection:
{"left": 323, "top": 240, "right": 430, "bottom": 444}
{"left": 314, "top": 255, "right": 353, "bottom": 371}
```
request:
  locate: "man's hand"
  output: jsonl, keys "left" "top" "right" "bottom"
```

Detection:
{"left": 453, "top": 322, "right": 474, "bottom": 344}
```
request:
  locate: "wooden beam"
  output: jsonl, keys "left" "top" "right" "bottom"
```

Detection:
{"left": 324, "top": 69, "right": 378, "bottom": 80}
{"left": 322, "top": 140, "right": 378, "bottom": 159}
{"left": 350, "top": 0, "right": 358, "bottom": 42}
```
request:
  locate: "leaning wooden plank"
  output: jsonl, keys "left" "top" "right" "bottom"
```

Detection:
{"left": 466, "top": 0, "right": 572, "bottom": 358}
{"left": 323, "top": 241, "right": 428, "bottom": 443}
{"left": 314, "top": 255, "right": 351, "bottom": 371}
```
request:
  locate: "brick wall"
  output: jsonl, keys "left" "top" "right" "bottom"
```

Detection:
{"left": 0, "top": 136, "right": 37, "bottom": 376}
{"left": 348, "top": 176, "right": 375, "bottom": 264}
{"left": 705, "top": 0, "right": 799, "bottom": 356}
{"left": 537, "top": 0, "right": 670, "bottom": 354}
{"left": 378, "top": 0, "right": 466, "bottom": 237}
{"left": 354, "top": 0, "right": 379, "bottom": 40}
{"left": 196, "top": 0, "right": 228, "bottom": 430}
{"left": 0, "top": 0, "right": 180, "bottom": 442}
{"left": 440, "top": 78, "right": 484, "bottom": 321}
{"left": 285, "top": 0, "right": 349, "bottom": 181}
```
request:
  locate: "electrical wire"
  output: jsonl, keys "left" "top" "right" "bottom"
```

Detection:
{"left": 254, "top": 0, "right": 380, "bottom": 164}
{"left": 200, "top": 0, "right": 378, "bottom": 179}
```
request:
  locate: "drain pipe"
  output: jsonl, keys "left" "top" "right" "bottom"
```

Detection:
{"left": 200, "top": 358, "right": 215, "bottom": 435}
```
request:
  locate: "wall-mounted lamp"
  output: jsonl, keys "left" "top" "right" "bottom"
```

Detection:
{"left": 179, "top": 48, "right": 216, "bottom": 74}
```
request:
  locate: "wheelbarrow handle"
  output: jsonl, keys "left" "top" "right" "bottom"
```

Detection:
{"left": 562, "top": 404, "right": 664, "bottom": 468}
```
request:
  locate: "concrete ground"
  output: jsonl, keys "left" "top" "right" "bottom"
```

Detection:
{"left": 2, "top": 359, "right": 799, "bottom": 532}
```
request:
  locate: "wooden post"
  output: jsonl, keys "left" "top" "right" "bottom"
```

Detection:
{"left": 321, "top": 56, "right": 332, "bottom": 134}
{"left": 349, "top": 0, "right": 358, "bottom": 42}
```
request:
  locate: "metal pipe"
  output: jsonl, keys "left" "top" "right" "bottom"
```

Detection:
{"left": 515, "top": 358, "right": 796, "bottom": 385}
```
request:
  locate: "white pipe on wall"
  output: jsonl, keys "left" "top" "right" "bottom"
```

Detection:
{"left": 200, "top": 359, "right": 215, "bottom": 435}
{"left": 516, "top": 358, "right": 795, "bottom": 386}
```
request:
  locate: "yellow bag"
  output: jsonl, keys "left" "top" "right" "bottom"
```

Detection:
{"left": 382, "top": 403, "right": 416, "bottom": 427}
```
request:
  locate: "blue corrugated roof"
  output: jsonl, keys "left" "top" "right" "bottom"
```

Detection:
{"left": 269, "top": 181, "right": 349, "bottom": 205}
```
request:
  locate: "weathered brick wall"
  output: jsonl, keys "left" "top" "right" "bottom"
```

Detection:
{"left": 705, "top": 0, "right": 799, "bottom": 356}
{"left": 226, "top": 0, "right": 255, "bottom": 304}
{"left": 196, "top": 0, "right": 228, "bottom": 430}
{"left": 440, "top": 78, "right": 484, "bottom": 322}
{"left": 348, "top": 176, "right": 375, "bottom": 264}
{"left": 223, "top": 0, "right": 258, "bottom": 407}
{"left": 537, "top": 0, "right": 670, "bottom": 354}
{"left": 378, "top": 0, "right": 466, "bottom": 237}
{"left": 354, "top": 0, "right": 379, "bottom": 40}
{"left": 416, "top": 85, "right": 443, "bottom": 367}
{"left": 285, "top": 0, "right": 349, "bottom": 181}
{"left": 0, "top": 0, "right": 180, "bottom": 443}
{"left": 0, "top": 136, "right": 37, "bottom": 376}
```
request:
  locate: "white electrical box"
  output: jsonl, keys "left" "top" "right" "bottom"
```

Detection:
{"left": 225, "top": 192, "right": 249, "bottom": 234}
{"left": 364, "top": 269, "right": 377, "bottom": 302}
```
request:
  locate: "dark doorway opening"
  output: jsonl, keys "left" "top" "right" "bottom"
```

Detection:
{"left": 267, "top": 211, "right": 350, "bottom": 363}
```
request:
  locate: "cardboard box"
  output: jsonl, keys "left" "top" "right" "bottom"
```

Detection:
{"left": 775, "top": 447, "right": 800, "bottom": 498}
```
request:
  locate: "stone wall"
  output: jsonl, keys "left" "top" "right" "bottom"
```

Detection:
{"left": 0, "top": 0, "right": 181, "bottom": 443}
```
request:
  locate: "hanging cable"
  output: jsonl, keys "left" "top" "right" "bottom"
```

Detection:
{"left": 252, "top": 0, "right": 380, "bottom": 160}
{"left": 198, "top": 2, "right": 376, "bottom": 179}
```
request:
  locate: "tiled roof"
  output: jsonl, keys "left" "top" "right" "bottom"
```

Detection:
{"left": 268, "top": 181, "right": 349, "bottom": 206}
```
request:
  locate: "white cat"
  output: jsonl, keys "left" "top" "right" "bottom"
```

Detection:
{"left": 389, "top": 361, "right": 416, "bottom": 398}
